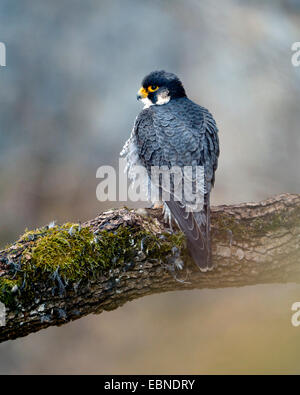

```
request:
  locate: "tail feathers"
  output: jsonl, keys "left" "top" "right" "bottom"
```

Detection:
{"left": 186, "top": 230, "right": 211, "bottom": 270}
{"left": 166, "top": 198, "right": 212, "bottom": 270}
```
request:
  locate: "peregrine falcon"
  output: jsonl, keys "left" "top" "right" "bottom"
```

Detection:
{"left": 121, "top": 70, "right": 219, "bottom": 270}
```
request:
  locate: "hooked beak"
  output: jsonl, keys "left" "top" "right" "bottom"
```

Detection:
{"left": 137, "top": 87, "right": 148, "bottom": 101}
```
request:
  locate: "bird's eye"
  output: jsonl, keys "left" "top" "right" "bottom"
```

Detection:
{"left": 148, "top": 85, "right": 159, "bottom": 92}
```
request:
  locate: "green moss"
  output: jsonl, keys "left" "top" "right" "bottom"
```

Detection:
{"left": 0, "top": 278, "right": 20, "bottom": 306}
{"left": 145, "top": 232, "right": 185, "bottom": 259}
{"left": 22, "top": 224, "right": 104, "bottom": 281}
{"left": 20, "top": 227, "right": 49, "bottom": 242}
{"left": 0, "top": 222, "right": 185, "bottom": 308}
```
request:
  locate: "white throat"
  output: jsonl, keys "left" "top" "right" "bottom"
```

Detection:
{"left": 141, "top": 89, "right": 170, "bottom": 109}
{"left": 141, "top": 97, "right": 153, "bottom": 109}
{"left": 156, "top": 93, "right": 170, "bottom": 105}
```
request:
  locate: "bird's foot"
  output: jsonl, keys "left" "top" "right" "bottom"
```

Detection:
{"left": 152, "top": 201, "right": 164, "bottom": 209}
{"left": 162, "top": 203, "right": 173, "bottom": 230}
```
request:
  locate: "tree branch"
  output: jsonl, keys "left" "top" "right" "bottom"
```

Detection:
{"left": 0, "top": 193, "right": 300, "bottom": 343}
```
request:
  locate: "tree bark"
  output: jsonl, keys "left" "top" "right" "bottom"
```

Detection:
{"left": 0, "top": 193, "right": 300, "bottom": 343}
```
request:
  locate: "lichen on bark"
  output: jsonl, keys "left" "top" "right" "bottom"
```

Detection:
{"left": 0, "top": 216, "right": 185, "bottom": 309}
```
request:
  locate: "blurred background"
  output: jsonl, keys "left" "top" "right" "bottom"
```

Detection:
{"left": 0, "top": 0, "right": 300, "bottom": 374}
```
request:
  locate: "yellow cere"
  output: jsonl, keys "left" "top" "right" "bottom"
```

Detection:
{"left": 138, "top": 87, "right": 148, "bottom": 98}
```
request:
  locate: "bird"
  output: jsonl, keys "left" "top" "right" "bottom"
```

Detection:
{"left": 121, "top": 70, "right": 219, "bottom": 271}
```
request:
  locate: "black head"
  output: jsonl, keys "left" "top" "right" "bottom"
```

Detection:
{"left": 137, "top": 70, "right": 186, "bottom": 106}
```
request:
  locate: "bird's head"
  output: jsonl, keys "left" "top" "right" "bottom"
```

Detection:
{"left": 137, "top": 70, "right": 186, "bottom": 107}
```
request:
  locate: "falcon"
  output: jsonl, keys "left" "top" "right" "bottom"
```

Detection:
{"left": 121, "top": 70, "right": 219, "bottom": 270}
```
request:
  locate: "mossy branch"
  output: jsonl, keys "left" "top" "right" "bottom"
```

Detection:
{"left": 1, "top": 193, "right": 300, "bottom": 343}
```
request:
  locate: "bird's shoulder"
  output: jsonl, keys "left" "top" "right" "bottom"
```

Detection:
{"left": 134, "top": 97, "right": 219, "bottom": 171}
{"left": 136, "top": 98, "right": 217, "bottom": 134}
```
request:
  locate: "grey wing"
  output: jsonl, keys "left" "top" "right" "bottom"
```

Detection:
{"left": 131, "top": 100, "right": 219, "bottom": 270}
{"left": 135, "top": 101, "right": 219, "bottom": 190}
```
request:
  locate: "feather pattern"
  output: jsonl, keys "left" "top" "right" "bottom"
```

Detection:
{"left": 121, "top": 96, "right": 219, "bottom": 270}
